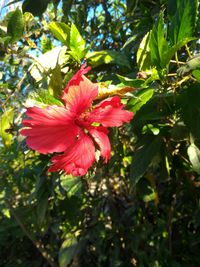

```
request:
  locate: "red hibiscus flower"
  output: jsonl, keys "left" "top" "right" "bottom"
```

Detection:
{"left": 20, "top": 64, "right": 133, "bottom": 176}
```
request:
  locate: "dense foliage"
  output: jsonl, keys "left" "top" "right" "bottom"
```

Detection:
{"left": 1, "top": 0, "right": 200, "bottom": 266}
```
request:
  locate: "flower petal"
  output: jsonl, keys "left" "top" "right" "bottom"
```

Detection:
{"left": 20, "top": 106, "right": 78, "bottom": 154}
{"left": 88, "top": 96, "right": 133, "bottom": 127}
{"left": 48, "top": 131, "right": 95, "bottom": 176}
{"left": 89, "top": 127, "right": 111, "bottom": 163}
{"left": 63, "top": 76, "right": 98, "bottom": 115}
{"left": 63, "top": 63, "right": 91, "bottom": 94}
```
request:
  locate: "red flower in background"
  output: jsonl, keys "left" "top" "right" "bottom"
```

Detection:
{"left": 20, "top": 65, "right": 133, "bottom": 176}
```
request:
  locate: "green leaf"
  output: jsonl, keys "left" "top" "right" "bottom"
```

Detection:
{"left": 0, "top": 36, "right": 12, "bottom": 46}
{"left": 116, "top": 74, "right": 145, "bottom": 88}
{"left": 86, "top": 50, "right": 131, "bottom": 69}
{"left": 37, "top": 193, "right": 48, "bottom": 225}
{"left": 69, "top": 23, "right": 86, "bottom": 61}
{"left": 187, "top": 141, "right": 200, "bottom": 174}
{"left": 0, "top": 109, "right": 14, "bottom": 147}
{"left": 27, "top": 89, "right": 63, "bottom": 107}
{"left": 149, "top": 13, "right": 169, "bottom": 69}
{"left": 48, "top": 64, "right": 63, "bottom": 98}
{"left": 130, "top": 135, "right": 162, "bottom": 185}
{"left": 59, "top": 235, "right": 77, "bottom": 267}
{"left": 23, "top": 11, "right": 35, "bottom": 24}
{"left": 41, "top": 34, "right": 53, "bottom": 53}
{"left": 192, "top": 69, "right": 200, "bottom": 82}
{"left": 0, "top": 26, "right": 7, "bottom": 38}
{"left": 168, "top": 0, "right": 198, "bottom": 44}
{"left": 142, "top": 124, "right": 160, "bottom": 136}
{"left": 122, "top": 34, "right": 137, "bottom": 50}
{"left": 49, "top": 22, "right": 70, "bottom": 45}
{"left": 7, "top": 8, "right": 24, "bottom": 43}
{"left": 49, "top": 22, "right": 86, "bottom": 61}
{"left": 180, "top": 83, "right": 200, "bottom": 148}
{"left": 132, "top": 93, "right": 178, "bottom": 138}
{"left": 60, "top": 175, "right": 82, "bottom": 198}
{"left": 127, "top": 88, "right": 154, "bottom": 113}
{"left": 136, "top": 32, "right": 152, "bottom": 71}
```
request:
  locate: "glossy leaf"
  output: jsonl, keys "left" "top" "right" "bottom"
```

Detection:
{"left": 192, "top": 69, "right": 200, "bottom": 82}
{"left": 127, "top": 88, "right": 154, "bottom": 113}
{"left": 86, "top": 50, "right": 131, "bottom": 69}
{"left": 69, "top": 23, "right": 86, "bottom": 61}
{"left": 130, "top": 135, "right": 162, "bottom": 185}
{"left": 149, "top": 13, "right": 169, "bottom": 69}
{"left": 117, "top": 74, "right": 145, "bottom": 88}
{"left": 137, "top": 32, "right": 152, "bottom": 71}
{"left": 168, "top": 0, "right": 198, "bottom": 44}
{"left": 27, "top": 89, "right": 63, "bottom": 107}
{"left": 36, "top": 193, "right": 48, "bottom": 224}
{"left": 188, "top": 142, "right": 200, "bottom": 174}
{"left": 48, "top": 64, "right": 63, "bottom": 98}
{"left": 49, "top": 22, "right": 70, "bottom": 45}
{"left": 41, "top": 34, "right": 53, "bottom": 53}
{"left": 180, "top": 83, "right": 200, "bottom": 147}
{"left": 7, "top": 8, "right": 24, "bottom": 43}
{"left": 60, "top": 175, "right": 82, "bottom": 198}
{"left": 59, "top": 235, "right": 77, "bottom": 267}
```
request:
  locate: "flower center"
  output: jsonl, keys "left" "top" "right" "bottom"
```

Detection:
{"left": 75, "top": 112, "right": 90, "bottom": 129}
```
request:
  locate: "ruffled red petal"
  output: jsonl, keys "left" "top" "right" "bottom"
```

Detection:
{"left": 63, "top": 76, "right": 98, "bottom": 115}
{"left": 48, "top": 131, "right": 95, "bottom": 176}
{"left": 89, "top": 126, "right": 111, "bottom": 163}
{"left": 88, "top": 96, "right": 133, "bottom": 127}
{"left": 20, "top": 106, "right": 78, "bottom": 154}
{"left": 63, "top": 63, "right": 91, "bottom": 94}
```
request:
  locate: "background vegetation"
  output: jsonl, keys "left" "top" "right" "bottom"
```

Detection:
{"left": 1, "top": 0, "right": 200, "bottom": 266}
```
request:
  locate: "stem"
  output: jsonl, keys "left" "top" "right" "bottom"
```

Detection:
{"left": 167, "top": 73, "right": 177, "bottom": 77}
{"left": 170, "top": 60, "right": 185, "bottom": 65}
{"left": 185, "top": 44, "right": 192, "bottom": 58}
{"left": 176, "top": 76, "right": 191, "bottom": 86}
{"left": 5, "top": 199, "right": 58, "bottom": 267}
{"left": 175, "top": 52, "right": 179, "bottom": 67}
